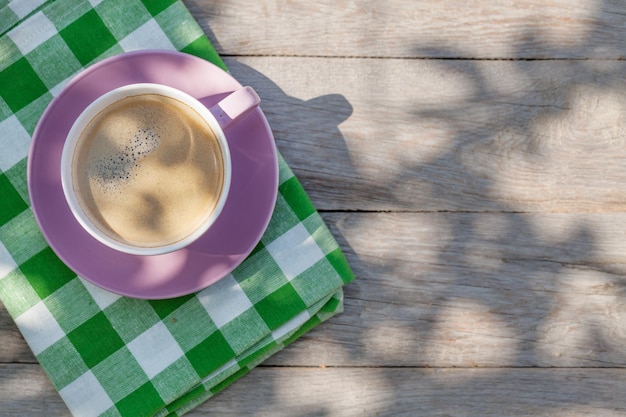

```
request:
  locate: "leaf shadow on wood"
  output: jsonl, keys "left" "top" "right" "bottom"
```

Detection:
{"left": 354, "top": 1, "right": 626, "bottom": 414}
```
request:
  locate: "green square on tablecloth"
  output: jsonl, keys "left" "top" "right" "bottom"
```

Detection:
{"left": 67, "top": 312, "right": 126, "bottom": 368}
{"left": 0, "top": 57, "right": 48, "bottom": 113}
{"left": 115, "top": 382, "right": 165, "bottom": 416}
{"left": 0, "top": 172, "right": 27, "bottom": 224}
{"left": 280, "top": 177, "right": 317, "bottom": 221}
{"left": 60, "top": 9, "right": 117, "bottom": 66}
{"left": 254, "top": 283, "right": 307, "bottom": 330}
{"left": 185, "top": 331, "right": 235, "bottom": 376}
{"left": 140, "top": 0, "right": 177, "bottom": 17}
{"left": 21, "top": 247, "right": 76, "bottom": 299}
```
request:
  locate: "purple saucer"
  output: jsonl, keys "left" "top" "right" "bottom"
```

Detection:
{"left": 27, "top": 50, "right": 278, "bottom": 299}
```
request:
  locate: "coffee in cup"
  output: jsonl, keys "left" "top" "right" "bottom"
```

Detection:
{"left": 61, "top": 83, "right": 260, "bottom": 255}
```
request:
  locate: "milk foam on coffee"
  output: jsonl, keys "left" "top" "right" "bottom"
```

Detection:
{"left": 72, "top": 93, "right": 225, "bottom": 248}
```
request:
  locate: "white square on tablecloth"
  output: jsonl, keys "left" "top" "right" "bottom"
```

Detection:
{"left": 8, "top": 0, "right": 47, "bottom": 19}
{"left": 7, "top": 11, "right": 57, "bottom": 55}
{"left": 119, "top": 19, "right": 175, "bottom": 52}
{"left": 0, "top": 240, "right": 17, "bottom": 278}
{"left": 127, "top": 321, "right": 184, "bottom": 379}
{"left": 266, "top": 223, "right": 325, "bottom": 281}
{"left": 14, "top": 300, "right": 65, "bottom": 355}
{"left": 0, "top": 115, "right": 32, "bottom": 172}
{"left": 197, "top": 274, "right": 253, "bottom": 328}
{"left": 59, "top": 370, "right": 114, "bottom": 417}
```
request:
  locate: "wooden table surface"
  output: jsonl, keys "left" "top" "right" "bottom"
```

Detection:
{"left": 4, "top": 0, "right": 626, "bottom": 415}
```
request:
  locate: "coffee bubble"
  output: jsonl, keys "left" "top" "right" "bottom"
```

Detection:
{"left": 88, "top": 128, "right": 160, "bottom": 193}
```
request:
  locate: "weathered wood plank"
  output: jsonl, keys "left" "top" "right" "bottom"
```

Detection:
{"left": 190, "top": 368, "right": 626, "bottom": 417}
{"left": 0, "top": 364, "right": 69, "bottom": 416}
{"left": 4, "top": 212, "right": 626, "bottom": 368}
{"left": 225, "top": 56, "right": 626, "bottom": 212}
{"left": 185, "top": 0, "right": 626, "bottom": 59}
{"left": 0, "top": 301, "right": 35, "bottom": 363}
{"left": 3, "top": 364, "right": 626, "bottom": 417}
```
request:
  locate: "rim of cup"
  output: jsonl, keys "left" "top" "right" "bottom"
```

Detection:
{"left": 60, "top": 83, "right": 232, "bottom": 256}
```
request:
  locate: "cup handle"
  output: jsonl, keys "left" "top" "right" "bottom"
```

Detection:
{"left": 210, "top": 86, "right": 261, "bottom": 130}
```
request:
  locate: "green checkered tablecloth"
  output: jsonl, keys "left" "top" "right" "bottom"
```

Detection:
{"left": 0, "top": 1, "right": 354, "bottom": 416}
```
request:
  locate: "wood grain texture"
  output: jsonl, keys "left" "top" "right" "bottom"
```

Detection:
{"left": 184, "top": 0, "right": 626, "bottom": 59}
{"left": 0, "top": 302, "right": 35, "bottom": 363}
{"left": 183, "top": 367, "right": 626, "bottom": 417}
{"left": 225, "top": 56, "right": 626, "bottom": 212}
{"left": 3, "top": 365, "right": 626, "bottom": 417}
{"left": 0, "top": 364, "right": 69, "bottom": 416}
